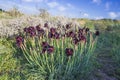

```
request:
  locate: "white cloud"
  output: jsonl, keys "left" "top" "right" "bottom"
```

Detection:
{"left": 108, "top": 12, "right": 120, "bottom": 19}
{"left": 22, "top": 0, "right": 44, "bottom": 2}
{"left": 47, "top": 2, "right": 70, "bottom": 12}
{"left": 47, "top": 2, "right": 59, "bottom": 8}
{"left": 58, "top": 6, "right": 66, "bottom": 11}
{"left": 83, "top": 13, "right": 89, "bottom": 17}
{"left": 22, "top": 0, "right": 33, "bottom": 2}
{"left": 67, "top": 3, "right": 74, "bottom": 9}
{"left": 105, "top": 2, "right": 111, "bottom": 10}
{"left": 95, "top": 16, "right": 103, "bottom": 19}
{"left": 92, "top": 0, "right": 101, "bottom": 5}
{"left": 19, "top": 5, "right": 38, "bottom": 14}
{"left": 0, "top": 1, "right": 39, "bottom": 14}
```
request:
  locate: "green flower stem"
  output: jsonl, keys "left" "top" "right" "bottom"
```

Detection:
{"left": 21, "top": 45, "right": 33, "bottom": 65}
{"left": 45, "top": 53, "right": 51, "bottom": 73}
{"left": 61, "top": 38, "right": 64, "bottom": 65}
{"left": 51, "top": 54, "right": 54, "bottom": 73}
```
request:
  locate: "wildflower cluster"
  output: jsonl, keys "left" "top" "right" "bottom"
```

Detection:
{"left": 48, "top": 28, "right": 60, "bottom": 39}
{"left": 42, "top": 42, "right": 54, "bottom": 54}
{"left": 15, "top": 22, "right": 99, "bottom": 80}
{"left": 16, "top": 23, "right": 99, "bottom": 55}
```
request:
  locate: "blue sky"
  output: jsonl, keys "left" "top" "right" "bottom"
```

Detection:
{"left": 0, "top": 0, "right": 120, "bottom": 19}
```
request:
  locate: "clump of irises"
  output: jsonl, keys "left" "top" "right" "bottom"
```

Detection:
{"left": 15, "top": 23, "right": 99, "bottom": 80}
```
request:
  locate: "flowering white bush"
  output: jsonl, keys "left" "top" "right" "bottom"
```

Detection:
{"left": 0, "top": 15, "right": 81, "bottom": 37}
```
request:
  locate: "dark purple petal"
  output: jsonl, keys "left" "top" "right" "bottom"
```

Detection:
{"left": 54, "top": 32, "right": 60, "bottom": 39}
{"left": 85, "top": 28, "right": 89, "bottom": 32}
{"left": 36, "top": 25, "right": 41, "bottom": 31}
{"left": 42, "top": 42, "right": 49, "bottom": 48}
{"left": 66, "top": 24, "right": 71, "bottom": 29}
{"left": 79, "top": 35, "right": 86, "bottom": 42}
{"left": 24, "top": 27, "right": 28, "bottom": 33}
{"left": 44, "top": 23, "right": 49, "bottom": 28}
{"left": 73, "top": 37, "right": 79, "bottom": 45}
{"left": 66, "top": 31, "right": 76, "bottom": 38}
{"left": 30, "top": 32, "right": 36, "bottom": 37}
{"left": 42, "top": 48, "right": 47, "bottom": 53}
{"left": 28, "top": 26, "right": 36, "bottom": 33}
{"left": 48, "top": 32, "right": 53, "bottom": 38}
{"left": 47, "top": 46, "right": 54, "bottom": 54}
{"left": 65, "top": 48, "right": 74, "bottom": 56}
{"left": 50, "top": 27, "right": 56, "bottom": 34}
{"left": 16, "top": 36, "right": 24, "bottom": 47}
{"left": 95, "top": 31, "right": 99, "bottom": 36}
{"left": 78, "top": 28, "right": 83, "bottom": 34}
{"left": 37, "top": 28, "right": 45, "bottom": 36}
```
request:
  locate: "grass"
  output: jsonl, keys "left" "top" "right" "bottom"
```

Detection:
{"left": 0, "top": 18, "right": 120, "bottom": 80}
{"left": 94, "top": 24, "right": 120, "bottom": 79}
{"left": 0, "top": 38, "right": 20, "bottom": 80}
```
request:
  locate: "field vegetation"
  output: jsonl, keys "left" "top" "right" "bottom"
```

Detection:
{"left": 0, "top": 8, "right": 120, "bottom": 80}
